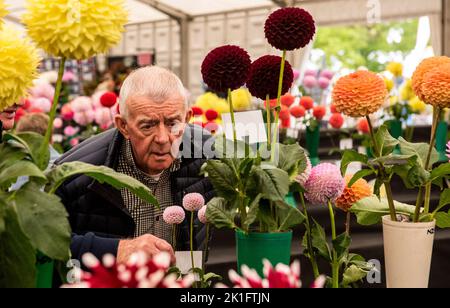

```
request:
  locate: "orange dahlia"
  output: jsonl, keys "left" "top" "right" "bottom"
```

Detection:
{"left": 335, "top": 174, "right": 372, "bottom": 212}
{"left": 411, "top": 56, "right": 450, "bottom": 102}
{"left": 332, "top": 71, "right": 387, "bottom": 118}
{"left": 420, "top": 63, "right": 450, "bottom": 109}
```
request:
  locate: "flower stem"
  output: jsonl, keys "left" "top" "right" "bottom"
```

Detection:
{"left": 271, "top": 49, "right": 286, "bottom": 162}
{"left": 328, "top": 200, "right": 339, "bottom": 288}
{"left": 414, "top": 107, "right": 441, "bottom": 221}
{"left": 366, "top": 115, "right": 397, "bottom": 222}
{"left": 190, "top": 211, "right": 195, "bottom": 271}
{"left": 266, "top": 94, "right": 271, "bottom": 150}
{"left": 345, "top": 211, "right": 351, "bottom": 236}
{"left": 40, "top": 57, "right": 66, "bottom": 163}
{"left": 172, "top": 224, "right": 177, "bottom": 250}
{"left": 300, "top": 192, "right": 320, "bottom": 278}
{"left": 227, "top": 88, "right": 237, "bottom": 157}
{"left": 203, "top": 224, "right": 210, "bottom": 271}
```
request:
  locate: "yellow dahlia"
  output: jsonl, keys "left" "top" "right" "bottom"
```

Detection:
{"left": 22, "top": 0, "right": 128, "bottom": 60}
{"left": 384, "top": 78, "right": 394, "bottom": 92}
{"left": 194, "top": 92, "right": 229, "bottom": 116}
{"left": 336, "top": 174, "right": 372, "bottom": 212}
{"left": 332, "top": 70, "right": 388, "bottom": 118}
{"left": 408, "top": 96, "right": 426, "bottom": 114}
{"left": 231, "top": 88, "right": 252, "bottom": 111}
{"left": 412, "top": 56, "right": 450, "bottom": 102}
{"left": 420, "top": 63, "right": 450, "bottom": 109}
{"left": 387, "top": 62, "right": 403, "bottom": 77}
{"left": 0, "top": 27, "right": 40, "bottom": 111}
{"left": 0, "top": 0, "right": 8, "bottom": 30}
{"left": 400, "top": 79, "right": 414, "bottom": 101}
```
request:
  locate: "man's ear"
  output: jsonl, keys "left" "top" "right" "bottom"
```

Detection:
{"left": 114, "top": 115, "right": 130, "bottom": 139}
{"left": 185, "top": 108, "right": 193, "bottom": 123}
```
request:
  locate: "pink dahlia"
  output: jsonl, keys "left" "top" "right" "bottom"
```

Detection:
{"left": 295, "top": 156, "right": 312, "bottom": 187}
{"left": 318, "top": 77, "right": 330, "bottom": 89}
{"left": 201, "top": 45, "right": 251, "bottom": 93}
{"left": 303, "top": 75, "right": 317, "bottom": 89}
{"left": 163, "top": 206, "right": 186, "bottom": 225}
{"left": 217, "top": 259, "right": 324, "bottom": 289}
{"left": 264, "top": 7, "right": 316, "bottom": 51}
{"left": 246, "top": 55, "right": 294, "bottom": 100}
{"left": 304, "top": 163, "right": 345, "bottom": 205}
{"left": 182, "top": 193, "right": 205, "bottom": 212}
{"left": 63, "top": 251, "right": 194, "bottom": 288}
{"left": 198, "top": 206, "right": 208, "bottom": 224}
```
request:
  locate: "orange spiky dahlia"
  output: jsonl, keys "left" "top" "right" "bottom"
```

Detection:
{"left": 420, "top": 63, "right": 450, "bottom": 109}
{"left": 335, "top": 174, "right": 372, "bottom": 212}
{"left": 411, "top": 56, "right": 450, "bottom": 102}
{"left": 332, "top": 71, "right": 387, "bottom": 118}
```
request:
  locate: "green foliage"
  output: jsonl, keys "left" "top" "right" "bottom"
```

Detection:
{"left": 313, "top": 19, "right": 419, "bottom": 71}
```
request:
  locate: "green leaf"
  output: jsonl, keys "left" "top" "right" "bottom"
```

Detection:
{"left": 373, "top": 178, "right": 383, "bottom": 198}
{"left": 398, "top": 137, "right": 439, "bottom": 168}
{"left": 203, "top": 272, "right": 222, "bottom": 282}
{"left": 333, "top": 233, "right": 351, "bottom": 261}
{"left": 243, "top": 194, "right": 262, "bottom": 231}
{"left": 0, "top": 142, "right": 26, "bottom": 171}
{"left": 374, "top": 125, "right": 399, "bottom": 156}
{"left": 348, "top": 169, "right": 374, "bottom": 187}
{"left": 0, "top": 161, "right": 46, "bottom": 188}
{"left": 350, "top": 196, "right": 416, "bottom": 225}
{"left": 393, "top": 164, "right": 430, "bottom": 189}
{"left": 251, "top": 165, "right": 289, "bottom": 201}
{"left": 257, "top": 203, "right": 278, "bottom": 232}
{"left": 430, "top": 163, "right": 450, "bottom": 182}
{"left": 371, "top": 154, "right": 417, "bottom": 166}
{"left": 340, "top": 150, "right": 368, "bottom": 175}
{"left": 342, "top": 265, "right": 368, "bottom": 287}
{"left": 311, "top": 219, "right": 332, "bottom": 262}
{"left": 432, "top": 189, "right": 450, "bottom": 215}
{"left": 46, "top": 162, "right": 158, "bottom": 207}
{"left": 276, "top": 201, "right": 305, "bottom": 232}
{"left": 435, "top": 211, "right": 450, "bottom": 229}
{"left": 276, "top": 143, "right": 307, "bottom": 180}
{"left": 0, "top": 205, "right": 36, "bottom": 288}
{"left": 0, "top": 197, "right": 6, "bottom": 234}
{"left": 4, "top": 132, "right": 50, "bottom": 170}
{"left": 14, "top": 183, "right": 71, "bottom": 261}
{"left": 202, "top": 160, "right": 239, "bottom": 201}
{"left": 205, "top": 197, "right": 237, "bottom": 230}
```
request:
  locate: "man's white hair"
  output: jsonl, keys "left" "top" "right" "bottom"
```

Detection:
{"left": 119, "top": 66, "right": 188, "bottom": 117}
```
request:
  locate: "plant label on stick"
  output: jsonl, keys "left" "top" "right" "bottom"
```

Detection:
{"left": 222, "top": 110, "right": 267, "bottom": 145}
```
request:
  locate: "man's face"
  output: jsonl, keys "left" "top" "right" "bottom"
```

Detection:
{"left": 0, "top": 104, "right": 20, "bottom": 130}
{"left": 115, "top": 96, "right": 191, "bottom": 175}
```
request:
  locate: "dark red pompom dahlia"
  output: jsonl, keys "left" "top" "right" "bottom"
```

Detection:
{"left": 205, "top": 109, "right": 218, "bottom": 121}
{"left": 201, "top": 45, "right": 251, "bottom": 93}
{"left": 246, "top": 55, "right": 294, "bottom": 100}
{"left": 264, "top": 7, "right": 316, "bottom": 51}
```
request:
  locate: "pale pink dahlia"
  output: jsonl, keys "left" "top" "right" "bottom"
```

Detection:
{"left": 295, "top": 156, "right": 312, "bottom": 187}
{"left": 304, "top": 163, "right": 345, "bottom": 205}
{"left": 182, "top": 193, "right": 205, "bottom": 212}
{"left": 163, "top": 206, "right": 186, "bottom": 225}
{"left": 198, "top": 206, "right": 208, "bottom": 224}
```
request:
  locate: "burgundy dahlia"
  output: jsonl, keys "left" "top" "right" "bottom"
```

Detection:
{"left": 246, "top": 55, "right": 294, "bottom": 100}
{"left": 264, "top": 7, "right": 316, "bottom": 51}
{"left": 201, "top": 45, "right": 251, "bottom": 93}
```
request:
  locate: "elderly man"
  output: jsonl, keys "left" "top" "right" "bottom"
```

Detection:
{"left": 55, "top": 66, "right": 214, "bottom": 264}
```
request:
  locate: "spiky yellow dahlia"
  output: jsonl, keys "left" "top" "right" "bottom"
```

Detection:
{"left": 332, "top": 71, "right": 387, "bottom": 118}
{"left": 22, "top": 0, "right": 128, "bottom": 60}
{"left": 412, "top": 56, "right": 450, "bottom": 102}
{"left": 0, "top": 0, "right": 8, "bottom": 30}
{"left": 0, "top": 27, "right": 40, "bottom": 111}
{"left": 336, "top": 175, "right": 372, "bottom": 212}
{"left": 420, "top": 63, "right": 450, "bottom": 109}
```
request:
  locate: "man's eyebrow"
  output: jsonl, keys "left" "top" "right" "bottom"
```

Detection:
{"left": 165, "top": 114, "right": 183, "bottom": 121}
{"left": 137, "top": 118, "right": 159, "bottom": 125}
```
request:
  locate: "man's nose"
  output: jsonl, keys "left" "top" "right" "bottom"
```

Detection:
{"left": 154, "top": 123, "right": 170, "bottom": 144}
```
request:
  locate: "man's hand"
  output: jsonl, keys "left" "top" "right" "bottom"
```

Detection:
{"left": 117, "top": 234, "right": 175, "bottom": 264}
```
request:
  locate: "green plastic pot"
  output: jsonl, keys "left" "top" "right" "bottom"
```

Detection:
{"left": 235, "top": 230, "right": 293, "bottom": 276}
{"left": 436, "top": 121, "right": 449, "bottom": 162}
{"left": 35, "top": 252, "right": 54, "bottom": 288}
{"left": 306, "top": 126, "right": 320, "bottom": 166}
